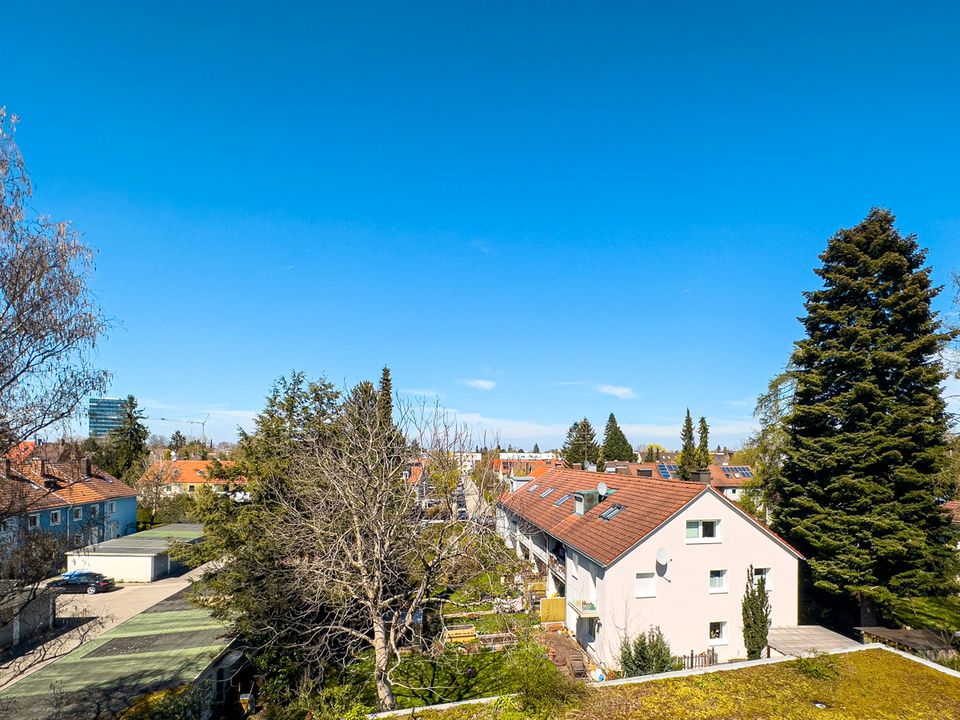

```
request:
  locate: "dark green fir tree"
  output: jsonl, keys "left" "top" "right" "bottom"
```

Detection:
{"left": 772, "top": 208, "right": 959, "bottom": 622}
{"left": 677, "top": 409, "right": 696, "bottom": 480}
{"left": 561, "top": 418, "right": 600, "bottom": 468}
{"left": 602, "top": 413, "right": 635, "bottom": 462}
{"left": 696, "top": 416, "right": 711, "bottom": 470}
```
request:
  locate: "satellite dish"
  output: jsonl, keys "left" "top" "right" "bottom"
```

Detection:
{"left": 597, "top": 481, "right": 608, "bottom": 496}
{"left": 655, "top": 547, "right": 669, "bottom": 565}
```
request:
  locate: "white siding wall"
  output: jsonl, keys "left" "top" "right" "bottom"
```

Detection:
{"left": 66, "top": 552, "right": 168, "bottom": 582}
{"left": 577, "top": 492, "right": 799, "bottom": 668}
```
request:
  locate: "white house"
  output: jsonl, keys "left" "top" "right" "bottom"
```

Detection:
{"left": 496, "top": 467, "right": 800, "bottom": 669}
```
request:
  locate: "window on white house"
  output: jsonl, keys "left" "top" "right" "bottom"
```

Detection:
{"left": 50, "top": 510, "right": 61, "bottom": 525}
{"left": 753, "top": 567, "right": 772, "bottom": 590}
{"left": 635, "top": 572, "right": 656, "bottom": 598}
{"left": 72, "top": 508, "right": 82, "bottom": 521}
{"left": 685, "top": 519, "right": 721, "bottom": 543}
{"left": 108, "top": 501, "right": 116, "bottom": 513}
{"left": 570, "top": 551, "right": 579, "bottom": 579}
{"left": 709, "top": 621, "right": 727, "bottom": 645}
{"left": 188, "top": 485, "right": 195, "bottom": 492}
{"left": 28, "top": 514, "right": 39, "bottom": 529}
{"left": 709, "top": 569, "right": 728, "bottom": 593}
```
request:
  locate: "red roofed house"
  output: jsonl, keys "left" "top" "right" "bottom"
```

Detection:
{"left": 497, "top": 467, "right": 801, "bottom": 669}
{"left": 138, "top": 459, "right": 245, "bottom": 496}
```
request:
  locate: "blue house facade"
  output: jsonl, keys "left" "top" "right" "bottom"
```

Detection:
{"left": 1, "top": 457, "right": 139, "bottom": 558}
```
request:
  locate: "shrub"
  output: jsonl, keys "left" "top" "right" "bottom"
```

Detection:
{"left": 793, "top": 651, "right": 839, "bottom": 681}
{"left": 619, "top": 626, "right": 674, "bottom": 677}
{"left": 505, "top": 639, "right": 586, "bottom": 718}
{"left": 742, "top": 566, "right": 771, "bottom": 660}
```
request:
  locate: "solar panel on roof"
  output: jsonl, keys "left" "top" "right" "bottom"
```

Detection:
{"left": 656, "top": 463, "right": 670, "bottom": 478}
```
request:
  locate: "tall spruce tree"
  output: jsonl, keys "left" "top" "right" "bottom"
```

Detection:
{"left": 602, "top": 413, "right": 635, "bottom": 462}
{"left": 772, "top": 209, "right": 958, "bottom": 620}
{"left": 561, "top": 417, "right": 600, "bottom": 468}
{"left": 696, "top": 416, "right": 711, "bottom": 470}
{"left": 677, "top": 409, "right": 697, "bottom": 480}
{"left": 376, "top": 366, "right": 393, "bottom": 429}
{"left": 107, "top": 395, "right": 149, "bottom": 481}
{"left": 533, "top": 443, "right": 540, "bottom": 453}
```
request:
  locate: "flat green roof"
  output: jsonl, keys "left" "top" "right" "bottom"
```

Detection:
{"left": 0, "top": 587, "right": 232, "bottom": 718}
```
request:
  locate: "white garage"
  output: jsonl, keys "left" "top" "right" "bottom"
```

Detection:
{"left": 65, "top": 523, "right": 203, "bottom": 582}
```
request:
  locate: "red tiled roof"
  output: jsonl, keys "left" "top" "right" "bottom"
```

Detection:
{"left": 139, "top": 459, "right": 244, "bottom": 486}
{"left": 0, "top": 459, "right": 136, "bottom": 513}
{"left": 6, "top": 441, "right": 37, "bottom": 462}
{"left": 501, "top": 467, "right": 800, "bottom": 565}
{"left": 944, "top": 500, "right": 960, "bottom": 524}
{"left": 612, "top": 462, "right": 753, "bottom": 488}
{"left": 407, "top": 465, "right": 424, "bottom": 486}
{"left": 499, "top": 467, "right": 706, "bottom": 567}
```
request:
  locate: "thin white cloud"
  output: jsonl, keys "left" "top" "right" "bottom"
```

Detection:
{"left": 463, "top": 379, "right": 496, "bottom": 391}
{"left": 725, "top": 397, "right": 755, "bottom": 408}
{"left": 448, "top": 410, "right": 567, "bottom": 441}
{"left": 597, "top": 384, "right": 636, "bottom": 400}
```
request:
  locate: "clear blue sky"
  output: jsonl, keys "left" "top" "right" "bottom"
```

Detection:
{"left": 5, "top": 2, "right": 960, "bottom": 448}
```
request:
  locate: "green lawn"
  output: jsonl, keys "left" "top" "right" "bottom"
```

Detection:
{"left": 889, "top": 595, "right": 960, "bottom": 634}
{"left": 417, "top": 649, "right": 960, "bottom": 720}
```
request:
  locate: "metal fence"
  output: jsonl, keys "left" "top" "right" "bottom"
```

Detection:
{"left": 676, "top": 648, "right": 718, "bottom": 670}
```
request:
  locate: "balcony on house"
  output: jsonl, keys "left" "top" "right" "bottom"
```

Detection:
{"left": 568, "top": 598, "right": 599, "bottom": 618}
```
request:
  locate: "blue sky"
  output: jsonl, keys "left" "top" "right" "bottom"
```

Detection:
{"left": 5, "top": 2, "right": 960, "bottom": 448}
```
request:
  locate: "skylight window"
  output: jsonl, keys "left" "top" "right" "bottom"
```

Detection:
{"left": 526, "top": 483, "right": 539, "bottom": 492}
{"left": 539, "top": 488, "right": 555, "bottom": 499}
{"left": 599, "top": 503, "right": 624, "bottom": 521}
{"left": 553, "top": 493, "right": 572, "bottom": 506}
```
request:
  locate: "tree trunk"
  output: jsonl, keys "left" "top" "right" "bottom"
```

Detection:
{"left": 372, "top": 618, "right": 396, "bottom": 710}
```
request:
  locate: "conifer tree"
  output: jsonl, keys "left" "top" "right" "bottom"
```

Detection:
{"left": 677, "top": 409, "right": 696, "bottom": 480}
{"left": 772, "top": 209, "right": 959, "bottom": 619}
{"left": 602, "top": 413, "right": 635, "bottom": 462}
{"left": 533, "top": 443, "right": 540, "bottom": 453}
{"left": 376, "top": 366, "right": 393, "bottom": 429}
{"left": 741, "top": 566, "right": 771, "bottom": 660}
{"left": 561, "top": 418, "right": 599, "bottom": 468}
{"left": 696, "top": 416, "right": 711, "bottom": 470}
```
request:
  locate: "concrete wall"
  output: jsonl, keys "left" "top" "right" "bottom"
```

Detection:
{"left": 66, "top": 552, "right": 167, "bottom": 582}
{"left": 584, "top": 491, "right": 798, "bottom": 668}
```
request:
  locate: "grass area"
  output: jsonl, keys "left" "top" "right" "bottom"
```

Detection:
{"left": 889, "top": 595, "right": 960, "bottom": 634}
{"left": 417, "top": 649, "right": 960, "bottom": 720}
{"left": 443, "top": 611, "right": 540, "bottom": 635}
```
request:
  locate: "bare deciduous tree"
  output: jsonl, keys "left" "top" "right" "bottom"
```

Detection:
{"left": 0, "top": 108, "right": 109, "bottom": 684}
{"left": 259, "top": 384, "right": 512, "bottom": 710}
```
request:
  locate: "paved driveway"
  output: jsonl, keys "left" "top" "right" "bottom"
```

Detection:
{"left": 0, "top": 564, "right": 210, "bottom": 691}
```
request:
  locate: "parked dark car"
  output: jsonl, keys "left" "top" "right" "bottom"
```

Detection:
{"left": 48, "top": 572, "right": 115, "bottom": 595}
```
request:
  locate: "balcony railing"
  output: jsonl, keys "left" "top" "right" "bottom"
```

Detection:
{"left": 568, "top": 599, "right": 599, "bottom": 618}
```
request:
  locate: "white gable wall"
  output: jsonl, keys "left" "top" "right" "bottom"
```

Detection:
{"left": 574, "top": 491, "right": 799, "bottom": 668}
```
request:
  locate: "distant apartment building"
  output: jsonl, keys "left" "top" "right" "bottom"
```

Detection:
{"left": 88, "top": 397, "right": 125, "bottom": 437}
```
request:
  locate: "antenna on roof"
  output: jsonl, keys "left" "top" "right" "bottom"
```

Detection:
{"left": 597, "top": 481, "right": 608, "bottom": 497}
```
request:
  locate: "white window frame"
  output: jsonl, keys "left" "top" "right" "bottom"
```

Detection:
{"left": 635, "top": 571, "right": 656, "bottom": 598}
{"left": 72, "top": 507, "right": 82, "bottom": 521}
{"left": 708, "top": 569, "right": 728, "bottom": 594}
{"left": 685, "top": 519, "right": 722, "bottom": 544}
{"left": 753, "top": 567, "right": 772, "bottom": 591}
{"left": 50, "top": 510, "right": 61, "bottom": 526}
{"left": 570, "top": 551, "right": 579, "bottom": 580}
{"left": 108, "top": 501, "right": 116, "bottom": 513}
{"left": 28, "top": 513, "right": 40, "bottom": 529}
{"left": 708, "top": 621, "right": 727, "bottom": 646}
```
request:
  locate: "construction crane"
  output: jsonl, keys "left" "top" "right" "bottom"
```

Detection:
{"left": 158, "top": 415, "right": 210, "bottom": 444}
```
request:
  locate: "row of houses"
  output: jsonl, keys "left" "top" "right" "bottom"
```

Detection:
{"left": 495, "top": 465, "right": 801, "bottom": 669}
{"left": 0, "top": 457, "right": 138, "bottom": 550}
